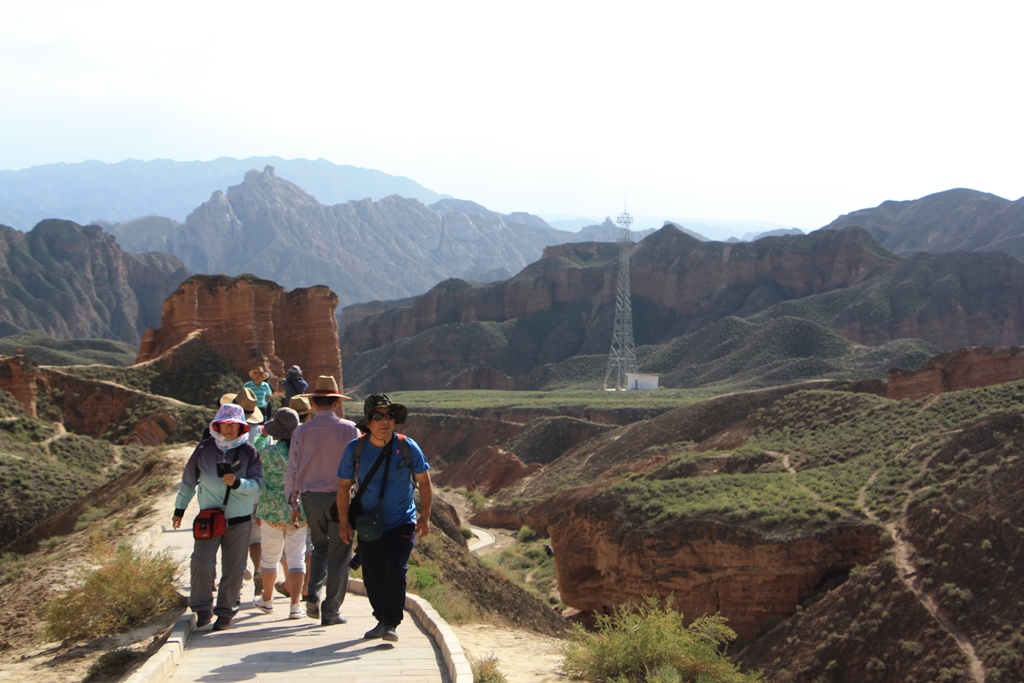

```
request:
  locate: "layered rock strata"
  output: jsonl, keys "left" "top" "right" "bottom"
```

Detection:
{"left": 136, "top": 274, "right": 344, "bottom": 394}
{"left": 887, "top": 345, "right": 1024, "bottom": 400}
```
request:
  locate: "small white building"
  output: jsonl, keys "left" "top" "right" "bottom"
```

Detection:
{"left": 625, "top": 373, "right": 659, "bottom": 390}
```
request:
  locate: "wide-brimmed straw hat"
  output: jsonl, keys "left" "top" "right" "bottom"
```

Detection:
{"left": 249, "top": 367, "right": 270, "bottom": 382}
{"left": 263, "top": 407, "right": 300, "bottom": 441}
{"left": 220, "top": 387, "right": 263, "bottom": 424}
{"left": 288, "top": 395, "right": 312, "bottom": 416}
{"left": 309, "top": 375, "right": 352, "bottom": 400}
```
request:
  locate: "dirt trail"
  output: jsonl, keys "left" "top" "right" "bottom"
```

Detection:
{"left": 857, "top": 453, "right": 985, "bottom": 683}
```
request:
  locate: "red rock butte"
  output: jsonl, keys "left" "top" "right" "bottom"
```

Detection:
{"left": 136, "top": 274, "right": 345, "bottom": 397}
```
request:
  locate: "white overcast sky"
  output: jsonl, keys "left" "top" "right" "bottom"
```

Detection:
{"left": 1, "top": 0, "right": 1022, "bottom": 230}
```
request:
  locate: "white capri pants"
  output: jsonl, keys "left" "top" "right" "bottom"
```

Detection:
{"left": 258, "top": 521, "right": 308, "bottom": 573}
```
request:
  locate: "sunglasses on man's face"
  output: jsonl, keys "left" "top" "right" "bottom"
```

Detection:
{"left": 370, "top": 411, "right": 397, "bottom": 422}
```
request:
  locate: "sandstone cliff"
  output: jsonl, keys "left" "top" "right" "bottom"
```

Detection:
{"left": 135, "top": 274, "right": 344, "bottom": 397}
{"left": 887, "top": 345, "right": 1024, "bottom": 400}
{"left": 0, "top": 220, "right": 189, "bottom": 345}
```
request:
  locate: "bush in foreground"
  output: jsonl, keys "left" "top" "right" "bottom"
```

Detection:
{"left": 44, "top": 543, "right": 182, "bottom": 641}
{"left": 562, "top": 594, "right": 763, "bottom": 683}
{"left": 472, "top": 654, "right": 509, "bottom": 683}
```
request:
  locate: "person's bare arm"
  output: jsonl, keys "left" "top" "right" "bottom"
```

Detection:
{"left": 415, "top": 471, "right": 432, "bottom": 537}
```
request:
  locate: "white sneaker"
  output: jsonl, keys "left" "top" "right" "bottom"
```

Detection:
{"left": 288, "top": 603, "right": 303, "bottom": 619}
{"left": 253, "top": 596, "right": 274, "bottom": 613}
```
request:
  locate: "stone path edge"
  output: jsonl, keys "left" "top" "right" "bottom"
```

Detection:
{"left": 126, "top": 522, "right": 472, "bottom": 683}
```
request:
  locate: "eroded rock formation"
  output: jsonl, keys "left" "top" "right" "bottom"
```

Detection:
{"left": 552, "top": 507, "right": 881, "bottom": 640}
{"left": 136, "top": 274, "right": 344, "bottom": 393}
{"left": 432, "top": 445, "right": 541, "bottom": 495}
{"left": 35, "top": 368, "right": 187, "bottom": 445}
{"left": 887, "top": 346, "right": 1024, "bottom": 400}
{"left": 0, "top": 220, "right": 189, "bottom": 345}
{"left": 0, "top": 354, "right": 39, "bottom": 416}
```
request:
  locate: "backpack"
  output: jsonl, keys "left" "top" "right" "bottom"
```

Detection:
{"left": 352, "top": 433, "right": 416, "bottom": 488}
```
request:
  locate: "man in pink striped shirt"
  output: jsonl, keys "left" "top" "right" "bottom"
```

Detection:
{"left": 286, "top": 375, "right": 359, "bottom": 625}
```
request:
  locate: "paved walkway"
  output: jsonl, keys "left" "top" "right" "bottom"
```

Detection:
{"left": 127, "top": 474, "right": 469, "bottom": 683}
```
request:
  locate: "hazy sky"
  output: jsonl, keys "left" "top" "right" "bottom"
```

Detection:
{"left": 2, "top": 1, "right": 1022, "bottom": 230}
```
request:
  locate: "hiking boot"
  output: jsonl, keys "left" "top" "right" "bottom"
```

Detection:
{"left": 195, "top": 610, "right": 213, "bottom": 628}
{"left": 288, "top": 603, "right": 303, "bottom": 619}
{"left": 321, "top": 614, "right": 347, "bottom": 626}
{"left": 382, "top": 625, "right": 399, "bottom": 642}
{"left": 212, "top": 616, "right": 232, "bottom": 631}
{"left": 274, "top": 580, "right": 290, "bottom": 598}
{"left": 253, "top": 572, "right": 263, "bottom": 598}
{"left": 253, "top": 596, "right": 273, "bottom": 613}
{"left": 304, "top": 597, "right": 319, "bottom": 620}
{"left": 364, "top": 622, "right": 387, "bottom": 639}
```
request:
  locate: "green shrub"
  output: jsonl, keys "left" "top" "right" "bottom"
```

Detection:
{"left": 472, "top": 654, "right": 509, "bottom": 683}
{"left": 517, "top": 525, "right": 537, "bottom": 543}
{"left": 43, "top": 543, "right": 182, "bottom": 641}
{"left": 465, "top": 489, "right": 488, "bottom": 512}
{"left": 74, "top": 505, "right": 112, "bottom": 531}
{"left": 0, "top": 552, "right": 27, "bottom": 585}
{"left": 407, "top": 560, "right": 479, "bottom": 624}
{"left": 562, "top": 594, "right": 763, "bottom": 683}
{"left": 461, "top": 526, "right": 477, "bottom": 539}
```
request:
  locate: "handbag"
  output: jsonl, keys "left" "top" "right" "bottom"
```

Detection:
{"left": 348, "top": 439, "right": 393, "bottom": 542}
{"left": 193, "top": 508, "right": 227, "bottom": 538}
{"left": 192, "top": 471, "right": 233, "bottom": 539}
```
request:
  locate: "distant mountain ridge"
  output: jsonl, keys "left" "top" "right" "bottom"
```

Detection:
{"left": 108, "top": 166, "right": 629, "bottom": 306}
{"left": 821, "top": 187, "right": 1024, "bottom": 260}
{"left": 339, "top": 224, "right": 1024, "bottom": 392}
{"left": 0, "top": 157, "right": 446, "bottom": 230}
{"left": 0, "top": 221, "right": 189, "bottom": 344}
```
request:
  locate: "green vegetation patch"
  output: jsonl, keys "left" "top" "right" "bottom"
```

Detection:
{"left": 610, "top": 471, "right": 847, "bottom": 535}
{"left": 0, "top": 333, "right": 136, "bottom": 366}
{"left": 482, "top": 539, "right": 560, "bottom": 608}
{"left": 44, "top": 543, "right": 182, "bottom": 641}
{"left": 563, "top": 594, "right": 764, "bottom": 682}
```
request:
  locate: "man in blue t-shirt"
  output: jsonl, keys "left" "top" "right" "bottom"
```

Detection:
{"left": 336, "top": 393, "right": 432, "bottom": 643}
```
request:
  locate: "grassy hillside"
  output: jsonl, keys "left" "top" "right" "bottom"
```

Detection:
{"left": 0, "top": 333, "right": 136, "bottom": 366}
{"left": 0, "top": 389, "right": 152, "bottom": 547}
{"left": 480, "top": 379, "right": 1024, "bottom": 681}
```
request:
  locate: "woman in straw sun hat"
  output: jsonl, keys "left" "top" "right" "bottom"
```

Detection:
{"left": 244, "top": 367, "right": 273, "bottom": 423}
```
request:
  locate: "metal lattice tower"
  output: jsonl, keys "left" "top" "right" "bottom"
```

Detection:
{"left": 603, "top": 210, "right": 639, "bottom": 390}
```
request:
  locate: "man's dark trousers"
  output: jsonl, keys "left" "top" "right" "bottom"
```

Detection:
{"left": 359, "top": 523, "right": 416, "bottom": 627}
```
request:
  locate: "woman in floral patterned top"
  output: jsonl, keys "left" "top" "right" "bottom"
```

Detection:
{"left": 253, "top": 407, "right": 308, "bottom": 619}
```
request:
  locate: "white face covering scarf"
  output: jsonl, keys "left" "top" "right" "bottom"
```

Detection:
{"left": 211, "top": 427, "right": 250, "bottom": 453}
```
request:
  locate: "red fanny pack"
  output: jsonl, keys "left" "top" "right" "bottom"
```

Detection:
{"left": 193, "top": 508, "right": 227, "bottom": 539}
